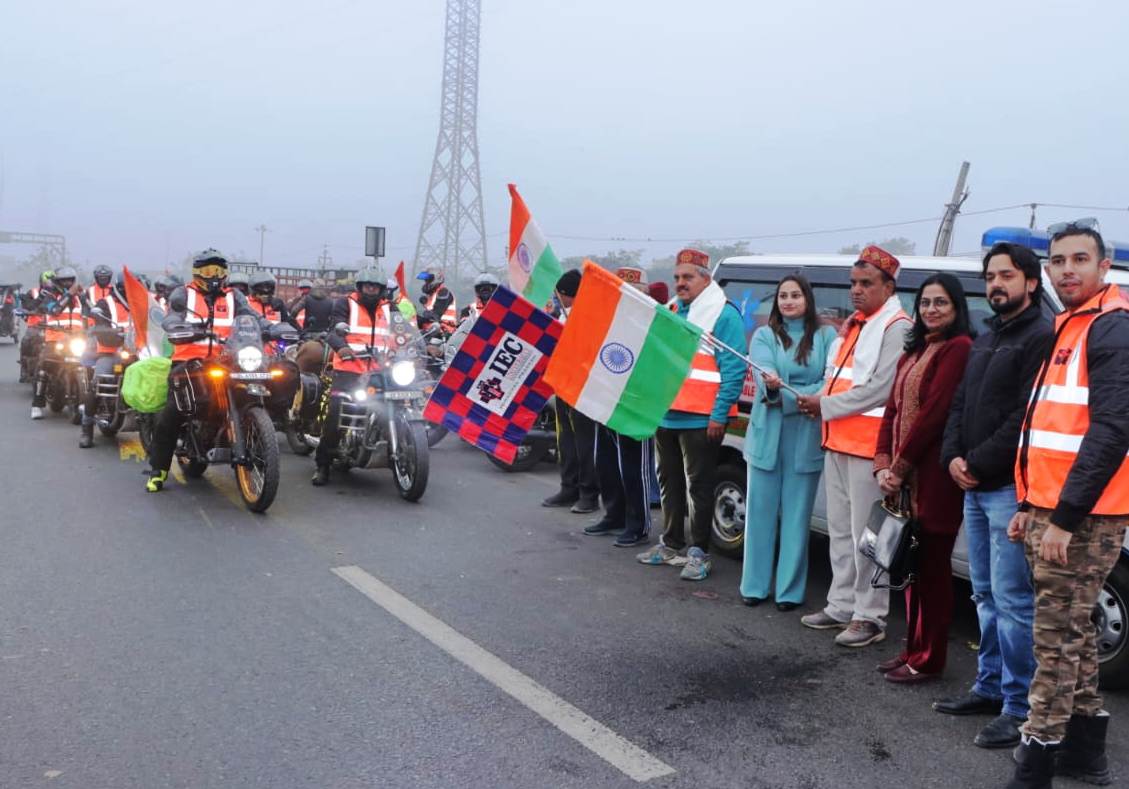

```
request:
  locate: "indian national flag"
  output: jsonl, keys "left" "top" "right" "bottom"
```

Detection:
{"left": 544, "top": 262, "right": 702, "bottom": 440}
{"left": 122, "top": 267, "right": 171, "bottom": 358}
{"left": 507, "top": 183, "right": 562, "bottom": 309}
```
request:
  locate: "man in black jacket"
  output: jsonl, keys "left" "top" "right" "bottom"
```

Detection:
{"left": 937, "top": 242, "right": 1053, "bottom": 749}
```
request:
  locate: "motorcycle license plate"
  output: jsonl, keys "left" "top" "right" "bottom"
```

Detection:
{"left": 113, "top": 364, "right": 124, "bottom": 374}
{"left": 381, "top": 390, "right": 416, "bottom": 400}
{"left": 230, "top": 372, "right": 272, "bottom": 380}
{"left": 64, "top": 357, "right": 81, "bottom": 364}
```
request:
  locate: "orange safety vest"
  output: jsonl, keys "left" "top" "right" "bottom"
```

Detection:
{"left": 1016, "top": 286, "right": 1129, "bottom": 515}
{"left": 667, "top": 303, "right": 740, "bottom": 418}
{"left": 426, "top": 290, "right": 458, "bottom": 330}
{"left": 249, "top": 298, "right": 281, "bottom": 323}
{"left": 172, "top": 286, "right": 236, "bottom": 361}
{"left": 334, "top": 294, "right": 393, "bottom": 374}
{"left": 95, "top": 296, "right": 131, "bottom": 355}
{"left": 822, "top": 310, "right": 911, "bottom": 459}
{"left": 43, "top": 295, "right": 86, "bottom": 343}
{"left": 25, "top": 288, "right": 43, "bottom": 327}
{"left": 88, "top": 283, "right": 113, "bottom": 306}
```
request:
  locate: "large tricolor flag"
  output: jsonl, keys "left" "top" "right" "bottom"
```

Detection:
{"left": 507, "top": 183, "right": 562, "bottom": 309}
{"left": 544, "top": 262, "right": 701, "bottom": 440}
{"left": 122, "top": 267, "right": 170, "bottom": 358}
{"left": 423, "top": 286, "right": 561, "bottom": 464}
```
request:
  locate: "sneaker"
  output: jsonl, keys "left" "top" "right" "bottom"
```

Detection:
{"left": 679, "top": 547, "right": 711, "bottom": 581}
{"left": 541, "top": 490, "right": 578, "bottom": 508}
{"left": 636, "top": 544, "right": 683, "bottom": 566}
{"left": 613, "top": 531, "right": 648, "bottom": 548}
{"left": 30, "top": 406, "right": 44, "bottom": 420}
{"left": 570, "top": 496, "right": 600, "bottom": 514}
{"left": 834, "top": 620, "right": 886, "bottom": 648}
{"left": 146, "top": 469, "right": 168, "bottom": 493}
{"left": 974, "top": 714, "right": 1024, "bottom": 749}
{"left": 800, "top": 611, "right": 849, "bottom": 630}
{"left": 583, "top": 520, "right": 621, "bottom": 536}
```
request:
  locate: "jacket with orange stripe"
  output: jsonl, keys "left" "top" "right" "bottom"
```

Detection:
{"left": 1016, "top": 286, "right": 1129, "bottom": 530}
{"left": 660, "top": 299, "right": 746, "bottom": 430}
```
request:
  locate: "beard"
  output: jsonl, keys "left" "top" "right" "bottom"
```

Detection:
{"left": 988, "top": 291, "right": 1026, "bottom": 315}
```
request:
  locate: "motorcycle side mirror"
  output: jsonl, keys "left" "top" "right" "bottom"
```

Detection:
{"left": 333, "top": 322, "right": 349, "bottom": 337}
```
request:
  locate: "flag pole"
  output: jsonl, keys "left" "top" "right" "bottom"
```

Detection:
{"left": 607, "top": 276, "right": 805, "bottom": 398}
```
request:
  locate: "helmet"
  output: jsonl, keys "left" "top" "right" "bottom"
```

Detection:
{"left": 385, "top": 277, "right": 399, "bottom": 295}
{"left": 417, "top": 269, "right": 444, "bottom": 295}
{"left": 153, "top": 275, "right": 173, "bottom": 298}
{"left": 114, "top": 271, "right": 129, "bottom": 301}
{"left": 39, "top": 270, "right": 55, "bottom": 288}
{"left": 53, "top": 266, "right": 78, "bottom": 290}
{"left": 249, "top": 271, "right": 277, "bottom": 298}
{"left": 297, "top": 278, "right": 314, "bottom": 290}
{"left": 227, "top": 271, "right": 250, "bottom": 293}
{"left": 167, "top": 273, "right": 184, "bottom": 286}
{"left": 191, "top": 248, "right": 228, "bottom": 294}
{"left": 93, "top": 265, "right": 113, "bottom": 287}
{"left": 473, "top": 271, "right": 500, "bottom": 303}
{"left": 355, "top": 267, "right": 386, "bottom": 307}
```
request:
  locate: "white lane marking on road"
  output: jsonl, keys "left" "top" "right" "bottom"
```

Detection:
{"left": 331, "top": 565, "right": 676, "bottom": 782}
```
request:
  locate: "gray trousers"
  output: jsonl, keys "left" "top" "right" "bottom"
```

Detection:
{"left": 822, "top": 451, "right": 889, "bottom": 627}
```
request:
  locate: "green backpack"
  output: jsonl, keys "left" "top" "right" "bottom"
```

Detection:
{"left": 121, "top": 356, "right": 172, "bottom": 413}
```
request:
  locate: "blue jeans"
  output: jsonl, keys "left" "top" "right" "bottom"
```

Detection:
{"left": 965, "top": 486, "right": 1036, "bottom": 718}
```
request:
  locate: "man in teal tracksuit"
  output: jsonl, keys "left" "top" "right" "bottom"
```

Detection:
{"left": 636, "top": 248, "right": 746, "bottom": 581}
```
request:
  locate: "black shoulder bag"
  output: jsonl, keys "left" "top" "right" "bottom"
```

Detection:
{"left": 858, "top": 488, "right": 919, "bottom": 591}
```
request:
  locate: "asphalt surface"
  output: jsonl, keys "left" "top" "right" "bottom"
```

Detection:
{"left": 1, "top": 342, "right": 1125, "bottom": 789}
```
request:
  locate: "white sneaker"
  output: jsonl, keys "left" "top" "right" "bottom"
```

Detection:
{"left": 30, "top": 406, "right": 44, "bottom": 420}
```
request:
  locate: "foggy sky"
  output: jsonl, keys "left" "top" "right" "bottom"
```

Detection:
{"left": 2, "top": 0, "right": 1128, "bottom": 272}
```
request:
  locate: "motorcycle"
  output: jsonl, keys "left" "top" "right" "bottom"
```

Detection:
{"left": 283, "top": 332, "right": 334, "bottom": 457}
{"left": 38, "top": 331, "right": 88, "bottom": 424}
{"left": 83, "top": 315, "right": 138, "bottom": 438}
{"left": 0, "top": 286, "right": 19, "bottom": 343}
{"left": 289, "top": 311, "right": 431, "bottom": 501}
{"left": 164, "top": 315, "right": 292, "bottom": 513}
{"left": 485, "top": 395, "right": 558, "bottom": 472}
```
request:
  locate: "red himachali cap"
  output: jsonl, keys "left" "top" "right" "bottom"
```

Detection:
{"left": 676, "top": 248, "right": 710, "bottom": 269}
{"left": 614, "top": 266, "right": 647, "bottom": 284}
{"left": 858, "top": 245, "right": 900, "bottom": 279}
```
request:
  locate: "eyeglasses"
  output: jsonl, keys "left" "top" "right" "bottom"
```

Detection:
{"left": 1047, "top": 217, "right": 1100, "bottom": 236}
{"left": 918, "top": 297, "right": 952, "bottom": 309}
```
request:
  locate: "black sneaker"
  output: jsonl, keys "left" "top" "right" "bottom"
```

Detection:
{"left": 583, "top": 520, "right": 621, "bottom": 536}
{"left": 541, "top": 490, "right": 578, "bottom": 508}
{"left": 613, "top": 531, "right": 647, "bottom": 547}
{"left": 933, "top": 691, "right": 1003, "bottom": 716}
{"left": 974, "top": 714, "right": 1024, "bottom": 749}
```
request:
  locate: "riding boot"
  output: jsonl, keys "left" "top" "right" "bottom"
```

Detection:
{"left": 312, "top": 465, "right": 331, "bottom": 486}
{"left": 1058, "top": 713, "right": 1112, "bottom": 786}
{"left": 1007, "top": 738, "right": 1058, "bottom": 789}
{"left": 79, "top": 422, "right": 94, "bottom": 448}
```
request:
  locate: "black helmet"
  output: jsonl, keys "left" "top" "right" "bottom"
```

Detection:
{"left": 168, "top": 273, "right": 184, "bottom": 286}
{"left": 192, "top": 248, "right": 228, "bottom": 294}
{"left": 93, "top": 264, "right": 113, "bottom": 287}
{"left": 227, "top": 271, "right": 250, "bottom": 293}
{"left": 249, "top": 271, "right": 277, "bottom": 297}
{"left": 114, "top": 271, "right": 129, "bottom": 301}
{"left": 53, "top": 266, "right": 78, "bottom": 290}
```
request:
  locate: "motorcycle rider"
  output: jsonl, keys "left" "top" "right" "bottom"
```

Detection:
{"left": 417, "top": 269, "right": 457, "bottom": 334}
{"left": 446, "top": 272, "right": 499, "bottom": 365}
{"left": 247, "top": 271, "right": 290, "bottom": 324}
{"left": 18, "top": 270, "right": 53, "bottom": 383}
{"left": 227, "top": 271, "right": 250, "bottom": 297}
{"left": 86, "top": 265, "right": 114, "bottom": 308}
{"left": 79, "top": 271, "right": 133, "bottom": 448}
{"left": 145, "top": 249, "right": 263, "bottom": 492}
{"left": 291, "top": 282, "right": 334, "bottom": 334}
{"left": 152, "top": 275, "right": 174, "bottom": 308}
{"left": 287, "top": 278, "right": 314, "bottom": 314}
{"left": 32, "top": 267, "right": 86, "bottom": 420}
{"left": 311, "top": 267, "right": 393, "bottom": 487}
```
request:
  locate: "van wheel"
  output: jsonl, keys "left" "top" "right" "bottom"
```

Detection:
{"left": 1098, "top": 559, "right": 1129, "bottom": 690}
{"left": 711, "top": 462, "right": 746, "bottom": 559}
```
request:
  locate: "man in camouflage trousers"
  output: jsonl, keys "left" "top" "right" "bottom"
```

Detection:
{"left": 1005, "top": 224, "right": 1129, "bottom": 788}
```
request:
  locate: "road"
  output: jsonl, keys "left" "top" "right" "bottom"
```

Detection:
{"left": 1, "top": 344, "right": 1125, "bottom": 789}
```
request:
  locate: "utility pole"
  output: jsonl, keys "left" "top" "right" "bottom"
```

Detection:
{"left": 933, "top": 161, "right": 970, "bottom": 257}
{"left": 317, "top": 244, "right": 333, "bottom": 271}
{"left": 254, "top": 224, "right": 269, "bottom": 266}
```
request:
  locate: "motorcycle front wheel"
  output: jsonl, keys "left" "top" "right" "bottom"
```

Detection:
{"left": 100, "top": 409, "right": 125, "bottom": 437}
{"left": 236, "top": 406, "right": 280, "bottom": 513}
{"left": 284, "top": 419, "right": 315, "bottom": 456}
{"left": 392, "top": 418, "right": 429, "bottom": 502}
{"left": 426, "top": 423, "right": 448, "bottom": 448}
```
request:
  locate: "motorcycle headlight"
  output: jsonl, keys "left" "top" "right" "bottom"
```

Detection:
{"left": 119, "top": 350, "right": 131, "bottom": 360}
{"left": 55, "top": 342, "right": 64, "bottom": 351}
{"left": 68, "top": 338, "right": 87, "bottom": 356}
{"left": 391, "top": 360, "right": 416, "bottom": 387}
{"left": 237, "top": 346, "right": 264, "bottom": 372}
{"left": 352, "top": 388, "right": 368, "bottom": 402}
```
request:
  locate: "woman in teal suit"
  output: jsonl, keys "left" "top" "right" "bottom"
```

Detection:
{"left": 741, "top": 274, "right": 837, "bottom": 611}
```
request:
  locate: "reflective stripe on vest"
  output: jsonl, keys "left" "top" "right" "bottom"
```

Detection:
{"left": 666, "top": 300, "right": 740, "bottom": 418}
{"left": 172, "top": 287, "right": 236, "bottom": 361}
{"left": 822, "top": 312, "right": 910, "bottom": 459}
{"left": 426, "top": 290, "right": 459, "bottom": 328}
{"left": 1016, "top": 286, "right": 1129, "bottom": 515}
{"left": 250, "top": 299, "right": 281, "bottom": 323}
{"left": 95, "top": 297, "right": 131, "bottom": 355}
{"left": 88, "top": 284, "right": 113, "bottom": 306}
{"left": 44, "top": 297, "right": 86, "bottom": 341}
{"left": 333, "top": 296, "right": 392, "bottom": 374}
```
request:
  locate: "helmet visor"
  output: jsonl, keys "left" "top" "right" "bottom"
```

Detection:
{"left": 193, "top": 264, "right": 227, "bottom": 281}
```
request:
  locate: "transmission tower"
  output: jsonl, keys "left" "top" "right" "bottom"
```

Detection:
{"left": 413, "top": 0, "right": 487, "bottom": 281}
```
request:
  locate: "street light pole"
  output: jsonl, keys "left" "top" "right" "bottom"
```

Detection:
{"left": 254, "top": 224, "right": 269, "bottom": 266}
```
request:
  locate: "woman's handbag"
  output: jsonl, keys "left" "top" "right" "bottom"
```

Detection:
{"left": 858, "top": 488, "right": 919, "bottom": 591}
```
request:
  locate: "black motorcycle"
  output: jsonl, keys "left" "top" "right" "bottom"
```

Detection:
{"left": 289, "top": 312, "right": 430, "bottom": 501}
{"left": 485, "top": 395, "right": 558, "bottom": 472}
{"left": 164, "top": 315, "right": 294, "bottom": 513}
{"left": 82, "top": 318, "right": 138, "bottom": 438}
{"left": 38, "top": 331, "right": 88, "bottom": 424}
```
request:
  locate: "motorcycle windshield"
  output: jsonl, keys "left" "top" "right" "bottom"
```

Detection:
{"left": 228, "top": 314, "right": 264, "bottom": 352}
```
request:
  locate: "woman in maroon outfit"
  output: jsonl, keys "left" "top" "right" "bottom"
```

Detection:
{"left": 873, "top": 272, "right": 974, "bottom": 684}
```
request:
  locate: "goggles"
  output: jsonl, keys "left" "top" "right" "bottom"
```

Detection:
{"left": 193, "top": 264, "right": 227, "bottom": 281}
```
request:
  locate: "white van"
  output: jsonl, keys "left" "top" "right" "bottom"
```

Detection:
{"left": 710, "top": 253, "right": 1129, "bottom": 688}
